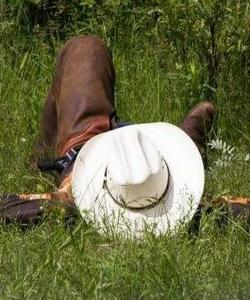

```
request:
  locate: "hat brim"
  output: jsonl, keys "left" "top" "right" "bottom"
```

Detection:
{"left": 72, "top": 123, "right": 204, "bottom": 237}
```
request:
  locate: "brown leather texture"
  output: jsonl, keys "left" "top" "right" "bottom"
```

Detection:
{"left": 180, "top": 101, "right": 215, "bottom": 166}
{"left": 180, "top": 101, "right": 215, "bottom": 151}
{"left": 60, "top": 115, "right": 111, "bottom": 156}
{"left": 32, "top": 35, "right": 116, "bottom": 159}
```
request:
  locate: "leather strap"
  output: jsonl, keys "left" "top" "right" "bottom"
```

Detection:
{"left": 38, "top": 147, "right": 80, "bottom": 174}
{"left": 59, "top": 113, "right": 117, "bottom": 156}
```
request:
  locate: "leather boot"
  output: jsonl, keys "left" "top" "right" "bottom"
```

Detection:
{"left": 180, "top": 101, "right": 215, "bottom": 165}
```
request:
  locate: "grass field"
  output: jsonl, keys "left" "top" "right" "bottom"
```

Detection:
{"left": 0, "top": 12, "right": 250, "bottom": 298}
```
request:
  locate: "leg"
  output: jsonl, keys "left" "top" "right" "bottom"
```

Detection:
{"left": 31, "top": 35, "right": 116, "bottom": 163}
{"left": 52, "top": 36, "right": 116, "bottom": 189}
{"left": 53, "top": 36, "right": 116, "bottom": 156}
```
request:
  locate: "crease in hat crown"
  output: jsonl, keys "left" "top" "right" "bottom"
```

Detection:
{"left": 106, "top": 128, "right": 169, "bottom": 209}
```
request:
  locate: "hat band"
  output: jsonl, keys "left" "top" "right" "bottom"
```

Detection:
{"left": 103, "top": 160, "right": 170, "bottom": 211}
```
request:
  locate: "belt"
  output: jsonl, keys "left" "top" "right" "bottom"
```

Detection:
{"left": 38, "top": 147, "right": 81, "bottom": 174}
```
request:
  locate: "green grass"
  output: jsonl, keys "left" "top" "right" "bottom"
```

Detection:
{"left": 1, "top": 218, "right": 250, "bottom": 298}
{"left": 0, "top": 26, "right": 249, "bottom": 298}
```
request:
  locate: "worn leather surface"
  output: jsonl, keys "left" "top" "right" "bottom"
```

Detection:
{"left": 180, "top": 102, "right": 215, "bottom": 148}
{"left": 32, "top": 36, "right": 116, "bottom": 160}
{"left": 0, "top": 194, "right": 43, "bottom": 224}
{"left": 180, "top": 101, "right": 215, "bottom": 166}
{"left": 0, "top": 193, "right": 76, "bottom": 225}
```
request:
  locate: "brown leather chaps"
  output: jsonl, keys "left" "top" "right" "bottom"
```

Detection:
{"left": 37, "top": 36, "right": 116, "bottom": 160}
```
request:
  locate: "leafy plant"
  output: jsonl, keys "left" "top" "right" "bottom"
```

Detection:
{"left": 208, "top": 138, "right": 235, "bottom": 167}
{"left": 208, "top": 138, "right": 250, "bottom": 168}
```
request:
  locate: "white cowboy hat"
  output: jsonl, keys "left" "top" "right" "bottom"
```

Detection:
{"left": 72, "top": 123, "right": 204, "bottom": 237}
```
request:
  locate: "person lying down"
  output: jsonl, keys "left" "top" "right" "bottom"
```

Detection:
{"left": 1, "top": 36, "right": 249, "bottom": 235}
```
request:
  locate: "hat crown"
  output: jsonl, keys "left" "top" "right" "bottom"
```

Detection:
{"left": 106, "top": 128, "right": 168, "bottom": 209}
{"left": 107, "top": 128, "right": 161, "bottom": 186}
